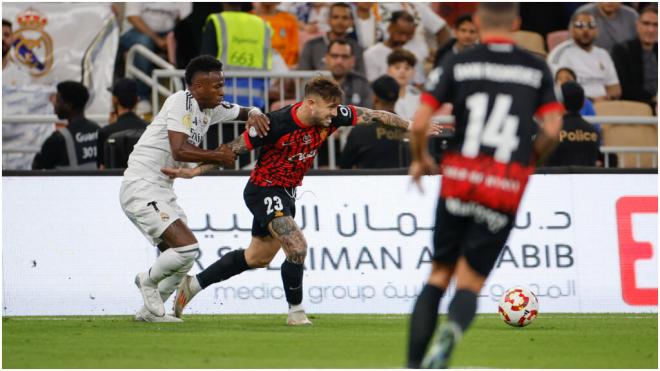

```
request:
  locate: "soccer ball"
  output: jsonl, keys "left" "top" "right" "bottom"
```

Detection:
{"left": 498, "top": 286, "right": 539, "bottom": 327}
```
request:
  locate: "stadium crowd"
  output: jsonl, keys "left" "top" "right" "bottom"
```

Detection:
{"left": 2, "top": 2, "right": 657, "bottom": 171}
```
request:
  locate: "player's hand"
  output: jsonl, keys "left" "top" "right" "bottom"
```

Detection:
{"left": 409, "top": 153, "right": 437, "bottom": 193}
{"left": 245, "top": 110, "right": 270, "bottom": 138}
{"left": 161, "top": 167, "right": 200, "bottom": 179}
{"left": 214, "top": 144, "right": 237, "bottom": 168}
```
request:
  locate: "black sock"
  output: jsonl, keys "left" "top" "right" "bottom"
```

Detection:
{"left": 281, "top": 260, "right": 304, "bottom": 306}
{"left": 407, "top": 284, "right": 445, "bottom": 368}
{"left": 447, "top": 289, "right": 478, "bottom": 332}
{"left": 196, "top": 249, "right": 249, "bottom": 289}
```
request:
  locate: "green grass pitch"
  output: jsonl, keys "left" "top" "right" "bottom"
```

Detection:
{"left": 2, "top": 313, "right": 657, "bottom": 368}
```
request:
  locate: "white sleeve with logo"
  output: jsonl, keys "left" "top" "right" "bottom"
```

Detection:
{"left": 211, "top": 102, "right": 241, "bottom": 125}
{"left": 166, "top": 91, "right": 193, "bottom": 136}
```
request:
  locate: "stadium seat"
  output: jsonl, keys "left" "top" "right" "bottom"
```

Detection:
{"left": 546, "top": 30, "right": 570, "bottom": 53}
{"left": 512, "top": 31, "right": 547, "bottom": 58}
{"left": 593, "top": 100, "right": 657, "bottom": 168}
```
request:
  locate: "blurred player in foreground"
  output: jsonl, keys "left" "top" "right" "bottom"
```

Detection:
{"left": 406, "top": 3, "right": 564, "bottom": 368}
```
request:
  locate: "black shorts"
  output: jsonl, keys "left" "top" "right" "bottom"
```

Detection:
{"left": 243, "top": 181, "right": 297, "bottom": 237}
{"left": 433, "top": 197, "right": 515, "bottom": 277}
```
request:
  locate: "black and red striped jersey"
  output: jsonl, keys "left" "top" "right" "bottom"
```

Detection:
{"left": 243, "top": 102, "right": 357, "bottom": 187}
{"left": 423, "top": 36, "right": 564, "bottom": 213}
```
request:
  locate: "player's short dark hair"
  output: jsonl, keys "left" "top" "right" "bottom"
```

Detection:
{"left": 327, "top": 38, "right": 354, "bottom": 55}
{"left": 184, "top": 55, "right": 223, "bottom": 85}
{"left": 329, "top": 2, "right": 352, "bottom": 16}
{"left": 387, "top": 49, "right": 417, "bottom": 67}
{"left": 2, "top": 19, "right": 11, "bottom": 28}
{"left": 555, "top": 67, "right": 577, "bottom": 82}
{"left": 56, "top": 81, "right": 89, "bottom": 110}
{"left": 640, "top": 4, "right": 658, "bottom": 16}
{"left": 304, "top": 76, "right": 344, "bottom": 101}
{"left": 455, "top": 14, "right": 474, "bottom": 29}
{"left": 390, "top": 10, "right": 415, "bottom": 26}
{"left": 476, "top": 3, "right": 519, "bottom": 29}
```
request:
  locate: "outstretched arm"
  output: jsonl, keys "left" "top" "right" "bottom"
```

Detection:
{"left": 353, "top": 106, "right": 411, "bottom": 129}
{"left": 162, "top": 134, "right": 253, "bottom": 179}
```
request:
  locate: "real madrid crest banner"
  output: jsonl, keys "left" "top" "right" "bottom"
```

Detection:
{"left": 3, "top": 3, "right": 119, "bottom": 114}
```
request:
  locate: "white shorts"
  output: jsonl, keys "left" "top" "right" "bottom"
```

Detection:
{"left": 119, "top": 179, "right": 188, "bottom": 246}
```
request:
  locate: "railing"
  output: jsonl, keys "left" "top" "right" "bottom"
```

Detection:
{"left": 3, "top": 114, "right": 658, "bottom": 168}
{"left": 601, "top": 146, "right": 658, "bottom": 168}
{"left": 124, "top": 44, "right": 183, "bottom": 107}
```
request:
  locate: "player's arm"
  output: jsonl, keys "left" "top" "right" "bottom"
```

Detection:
{"left": 236, "top": 107, "right": 270, "bottom": 138}
{"left": 353, "top": 106, "right": 411, "bottom": 129}
{"left": 162, "top": 134, "right": 253, "bottom": 179}
{"left": 168, "top": 130, "right": 236, "bottom": 166}
{"left": 533, "top": 111, "right": 564, "bottom": 164}
{"left": 408, "top": 103, "right": 438, "bottom": 192}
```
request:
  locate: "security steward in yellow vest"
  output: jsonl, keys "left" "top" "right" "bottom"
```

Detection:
{"left": 200, "top": 5, "right": 272, "bottom": 109}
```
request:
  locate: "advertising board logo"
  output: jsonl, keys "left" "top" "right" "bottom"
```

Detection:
{"left": 12, "top": 8, "right": 54, "bottom": 77}
{"left": 616, "top": 196, "right": 657, "bottom": 306}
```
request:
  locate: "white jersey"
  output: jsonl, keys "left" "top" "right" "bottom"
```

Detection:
{"left": 123, "top": 90, "right": 240, "bottom": 187}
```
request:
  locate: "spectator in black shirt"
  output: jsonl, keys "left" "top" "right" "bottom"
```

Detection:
{"left": 433, "top": 14, "right": 479, "bottom": 68}
{"left": 340, "top": 75, "right": 408, "bottom": 168}
{"left": 611, "top": 5, "right": 658, "bottom": 108}
{"left": 546, "top": 81, "right": 601, "bottom": 167}
{"left": 32, "top": 81, "right": 100, "bottom": 170}
{"left": 97, "top": 78, "right": 148, "bottom": 169}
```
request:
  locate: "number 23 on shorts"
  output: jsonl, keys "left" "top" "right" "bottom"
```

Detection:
{"left": 264, "top": 196, "right": 283, "bottom": 214}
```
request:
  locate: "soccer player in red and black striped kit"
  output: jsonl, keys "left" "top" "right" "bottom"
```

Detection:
{"left": 407, "top": 3, "right": 564, "bottom": 368}
{"left": 162, "top": 76, "right": 411, "bottom": 325}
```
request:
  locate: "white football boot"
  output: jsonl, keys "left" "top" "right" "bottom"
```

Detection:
{"left": 134, "top": 272, "right": 165, "bottom": 317}
{"left": 134, "top": 306, "right": 182, "bottom": 323}
{"left": 287, "top": 305, "right": 312, "bottom": 326}
{"left": 173, "top": 275, "right": 199, "bottom": 318}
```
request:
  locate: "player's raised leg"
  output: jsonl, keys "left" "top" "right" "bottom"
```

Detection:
{"left": 407, "top": 262, "right": 454, "bottom": 368}
{"left": 422, "top": 258, "right": 483, "bottom": 368}
{"left": 136, "top": 219, "right": 199, "bottom": 317}
{"left": 268, "top": 216, "right": 312, "bottom": 326}
{"left": 173, "top": 236, "right": 280, "bottom": 317}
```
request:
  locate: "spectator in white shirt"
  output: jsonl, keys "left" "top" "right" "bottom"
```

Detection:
{"left": 363, "top": 11, "right": 416, "bottom": 83}
{"left": 119, "top": 3, "right": 192, "bottom": 113}
{"left": 352, "top": 2, "right": 384, "bottom": 50}
{"left": 547, "top": 11, "right": 621, "bottom": 101}
{"left": 387, "top": 49, "right": 420, "bottom": 120}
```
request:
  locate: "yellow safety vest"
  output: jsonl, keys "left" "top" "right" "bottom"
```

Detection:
{"left": 206, "top": 11, "right": 273, "bottom": 70}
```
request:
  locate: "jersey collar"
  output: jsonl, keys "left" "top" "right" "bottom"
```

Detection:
{"left": 481, "top": 36, "right": 515, "bottom": 45}
{"left": 291, "top": 102, "right": 311, "bottom": 128}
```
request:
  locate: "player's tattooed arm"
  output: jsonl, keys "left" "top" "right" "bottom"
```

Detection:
{"left": 269, "top": 217, "right": 307, "bottom": 264}
{"left": 353, "top": 106, "right": 411, "bottom": 129}
{"left": 226, "top": 134, "right": 251, "bottom": 155}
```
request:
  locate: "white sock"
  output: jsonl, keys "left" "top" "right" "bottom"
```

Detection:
{"left": 289, "top": 303, "right": 304, "bottom": 312}
{"left": 147, "top": 244, "right": 199, "bottom": 285}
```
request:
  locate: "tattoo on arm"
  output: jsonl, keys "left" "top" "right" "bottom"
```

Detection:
{"left": 269, "top": 216, "right": 307, "bottom": 264}
{"left": 354, "top": 107, "right": 410, "bottom": 129}
{"left": 226, "top": 134, "right": 250, "bottom": 155}
{"left": 197, "top": 163, "right": 219, "bottom": 175}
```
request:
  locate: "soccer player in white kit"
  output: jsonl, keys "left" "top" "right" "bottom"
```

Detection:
{"left": 119, "top": 56, "right": 270, "bottom": 322}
